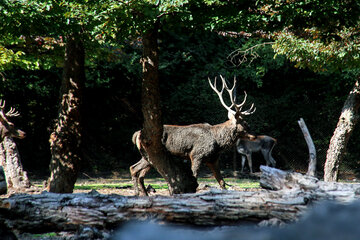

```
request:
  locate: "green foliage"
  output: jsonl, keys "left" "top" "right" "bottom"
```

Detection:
{"left": 273, "top": 28, "right": 360, "bottom": 72}
{"left": 256, "top": 0, "right": 360, "bottom": 72}
{"left": 1, "top": 0, "right": 360, "bottom": 177}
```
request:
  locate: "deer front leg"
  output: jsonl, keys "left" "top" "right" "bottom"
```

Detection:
{"left": 206, "top": 160, "right": 226, "bottom": 189}
{"left": 130, "top": 158, "right": 151, "bottom": 196}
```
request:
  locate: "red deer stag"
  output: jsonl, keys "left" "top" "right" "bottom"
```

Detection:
{"left": 131, "top": 76, "right": 256, "bottom": 196}
{"left": 236, "top": 135, "right": 276, "bottom": 173}
{"left": 0, "top": 100, "right": 30, "bottom": 189}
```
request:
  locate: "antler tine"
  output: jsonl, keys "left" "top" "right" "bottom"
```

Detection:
{"left": 0, "top": 100, "right": 6, "bottom": 120}
{"left": 219, "top": 75, "right": 237, "bottom": 109}
{"left": 208, "top": 76, "right": 235, "bottom": 115}
{"left": 0, "top": 99, "right": 5, "bottom": 110}
{"left": 6, "top": 107, "right": 20, "bottom": 117}
{"left": 236, "top": 91, "right": 247, "bottom": 111}
{"left": 240, "top": 103, "right": 256, "bottom": 116}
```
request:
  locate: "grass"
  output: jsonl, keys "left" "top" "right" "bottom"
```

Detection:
{"left": 31, "top": 232, "right": 57, "bottom": 238}
{"left": 72, "top": 177, "right": 260, "bottom": 191}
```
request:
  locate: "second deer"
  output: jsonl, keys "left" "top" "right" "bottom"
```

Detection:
{"left": 236, "top": 135, "right": 276, "bottom": 173}
{"left": 131, "top": 75, "right": 256, "bottom": 196}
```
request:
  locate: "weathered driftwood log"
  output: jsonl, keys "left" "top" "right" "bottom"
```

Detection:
{"left": 0, "top": 188, "right": 312, "bottom": 234}
{"left": 260, "top": 166, "right": 360, "bottom": 202}
{"left": 1, "top": 166, "right": 360, "bottom": 236}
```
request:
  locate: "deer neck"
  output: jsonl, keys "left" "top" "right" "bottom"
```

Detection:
{"left": 211, "top": 120, "right": 240, "bottom": 149}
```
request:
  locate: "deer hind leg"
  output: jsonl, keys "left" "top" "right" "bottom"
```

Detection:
{"left": 261, "top": 149, "right": 276, "bottom": 167}
{"left": 241, "top": 155, "right": 246, "bottom": 173}
{"left": 130, "top": 158, "right": 151, "bottom": 196}
{"left": 247, "top": 153, "right": 253, "bottom": 173}
{"left": 206, "top": 160, "right": 226, "bottom": 189}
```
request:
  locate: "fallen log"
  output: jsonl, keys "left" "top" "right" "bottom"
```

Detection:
{"left": 0, "top": 188, "right": 308, "bottom": 233}
{"left": 260, "top": 166, "right": 360, "bottom": 202}
{"left": 1, "top": 167, "right": 360, "bottom": 237}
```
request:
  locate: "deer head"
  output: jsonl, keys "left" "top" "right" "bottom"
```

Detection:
{"left": 208, "top": 75, "right": 256, "bottom": 124}
{"left": 0, "top": 100, "right": 26, "bottom": 140}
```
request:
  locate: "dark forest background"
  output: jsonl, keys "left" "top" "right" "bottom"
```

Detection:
{"left": 1, "top": 27, "right": 359, "bottom": 179}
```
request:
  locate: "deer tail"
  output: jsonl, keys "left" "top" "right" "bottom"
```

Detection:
{"left": 132, "top": 130, "right": 141, "bottom": 150}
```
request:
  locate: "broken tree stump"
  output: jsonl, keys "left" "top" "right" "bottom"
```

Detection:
{"left": 297, "top": 118, "right": 317, "bottom": 177}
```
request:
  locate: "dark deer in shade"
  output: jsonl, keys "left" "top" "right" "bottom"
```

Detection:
{"left": 237, "top": 135, "right": 276, "bottom": 173}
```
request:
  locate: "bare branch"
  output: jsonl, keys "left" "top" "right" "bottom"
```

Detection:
{"left": 228, "top": 42, "right": 275, "bottom": 67}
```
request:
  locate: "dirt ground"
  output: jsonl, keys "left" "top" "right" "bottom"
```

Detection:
{"left": 2, "top": 169, "right": 262, "bottom": 198}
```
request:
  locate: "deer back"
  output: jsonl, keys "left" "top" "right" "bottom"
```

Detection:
{"left": 162, "top": 123, "right": 215, "bottom": 157}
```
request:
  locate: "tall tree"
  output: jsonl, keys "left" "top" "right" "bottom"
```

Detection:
{"left": 47, "top": 33, "right": 85, "bottom": 193}
{"left": 1, "top": 1, "right": 94, "bottom": 192}
{"left": 101, "top": 1, "right": 202, "bottom": 193}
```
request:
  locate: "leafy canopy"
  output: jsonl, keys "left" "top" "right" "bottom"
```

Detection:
{"left": 258, "top": 0, "right": 360, "bottom": 72}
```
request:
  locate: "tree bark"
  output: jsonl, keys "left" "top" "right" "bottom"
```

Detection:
{"left": 0, "top": 137, "right": 30, "bottom": 190}
{"left": 140, "top": 25, "right": 198, "bottom": 194}
{"left": 324, "top": 78, "right": 360, "bottom": 182}
{"left": 0, "top": 189, "right": 308, "bottom": 233}
{"left": 47, "top": 33, "right": 85, "bottom": 193}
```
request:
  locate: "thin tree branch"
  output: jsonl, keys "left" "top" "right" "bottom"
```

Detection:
{"left": 227, "top": 42, "right": 275, "bottom": 67}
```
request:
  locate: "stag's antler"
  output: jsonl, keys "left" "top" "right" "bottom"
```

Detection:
{"left": 208, "top": 75, "right": 256, "bottom": 118}
{"left": 0, "top": 100, "right": 20, "bottom": 121}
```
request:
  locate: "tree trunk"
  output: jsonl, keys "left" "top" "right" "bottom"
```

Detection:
{"left": 324, "top": 78, "right": 360, "bottom": 182}
{"left": 140, "top": 25, "right": 198, "bottom": 194}
{"left": 47, "top": 34, "right": 85, "bottom": 193}
{"left": 0, "top": 137, "right": 30, "bottom": 190}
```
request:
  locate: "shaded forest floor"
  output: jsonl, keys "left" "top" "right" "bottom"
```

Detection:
{"left": 38, "top": 173, "right": 261, "bottom": 197}
{"left": 5, "top": 168, "right": 262, "bottom": 198}
{"left": 7, "top": 165, "right": 359, "bottom": 198}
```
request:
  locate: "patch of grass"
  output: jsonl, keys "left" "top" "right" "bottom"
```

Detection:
{"left": 199, "top": 178, "right": 260, "bottom": 189}
{"left": 72, "top": 179, "right": 260, "bottom": 190}
{"left": 31, "top": 232, "right": 57, "bottom": 238}
{"left": 74, "top": 183, "right": 132, "bottom": 190}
